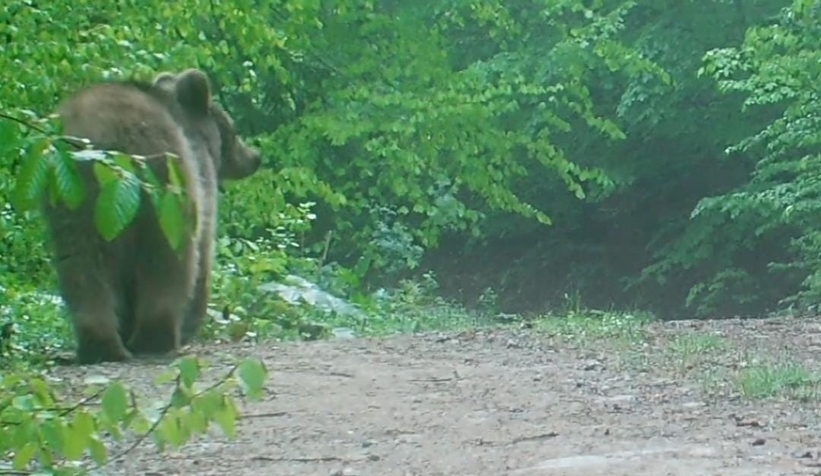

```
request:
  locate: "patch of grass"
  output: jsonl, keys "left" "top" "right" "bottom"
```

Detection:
{"left": 662, "top": 331, "right": 733, "bottom": 393}
{"left": 735, "top": 360, "right": 821, "bottom": 401}
{"left": 669, "top": 332, "right": 726, "bottom": 357}
{"left": 533, "top": 309, "right": 656, "bottom": 346}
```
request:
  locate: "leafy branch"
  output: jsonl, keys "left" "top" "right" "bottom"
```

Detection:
{"left": 1, "top": 356, "right": 268, "bottom": 475}
{"left": 1, "top": 112, "right": 194, "bottom": 251}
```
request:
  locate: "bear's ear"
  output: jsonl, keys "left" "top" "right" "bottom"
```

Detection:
{"left": 152, "top": 72, "right": 177, "bottom": 91}
{"left": 173, "top": 69, "right": 212, "bottom": 116}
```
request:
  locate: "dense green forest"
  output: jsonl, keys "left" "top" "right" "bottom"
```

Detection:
{"left": 2, "top": 0, "right": 821, "bottom": 355}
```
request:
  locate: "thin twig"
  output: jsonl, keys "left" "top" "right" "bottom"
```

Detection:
{"left": 0, "top": 112, "right": 48, "bottom": 134}
{"left": 102, "top": 363, "right": 240, "bottom": 466}
{"left": 58, "top": 387, "right": 107, "bottom": 417}
{"left": 0, "top": 383, "right": 105, "bottom": 428}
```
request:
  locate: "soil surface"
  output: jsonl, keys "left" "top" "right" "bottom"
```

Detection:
{"left": 51, "top": 316, "right": 821, "bottom": 476}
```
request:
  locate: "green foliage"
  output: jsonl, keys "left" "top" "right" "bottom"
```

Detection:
{"left": 263, "top": 0, "right": 670, "bottom": 283}
{"left": 6, "top": 0, "right": 684, "bottom": 337}
{"left": 5, "top": 109, "right": 194, "bottom": 251}
{"left": 0, "top": 356, "right": 268, "bottom": 475}
{"left": 420, "top": 0, "right": 798, "bottom": 320}
{"left": 641, "top": 0, "right": 821, "bottom": 315}
{"left": 2, "top": 0, "right": 665, "bottom": 302}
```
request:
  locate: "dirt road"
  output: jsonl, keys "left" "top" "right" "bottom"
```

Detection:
{"left": 53, "top": 317, "right": 821, "bottom": 475}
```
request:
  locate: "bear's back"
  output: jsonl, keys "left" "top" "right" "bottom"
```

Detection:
{"left": 57, "top": 82, "right": 187, "bottom": 159}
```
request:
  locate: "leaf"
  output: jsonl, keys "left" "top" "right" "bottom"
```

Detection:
{"left": 39, "top": 419, "right": 64, "bottom": 455}
{"left": 98, "top": 414, "right": 124, "bottom": 442}
{"left": 52, "top": 144, "right": 85, "bottom": 210}
{"left": 211, "top": 396, "right": 238, "bottom": 439}
{"left": 93, "top": 160, "right": 119, "bottom": 187}
{"left": 170, "top": 386, "right": 193, "bottom": 408}
{"left": 87, "top": 435, "right": 108, "bottom": 466}
{"left": 28, "top": 378, "right": 55, "bottom": 407}
{"left": 158, "top": 191, "right": 186, "bottom": 251}
{"left": 155, "top": 369, "right": 178, "bottom": 385}
{"left": 72, "top": 411, "right": 97, "bottom": 438}
{"left": 237, "top": 359, "right": 268, "bottom": 400}
{"left": 94, "top": 173, "right": 142, "bottom": 241}
{"left": 176, "top": 411, "right": 194, "bottom": 443}
{"left": 12, "top": 137, "right": 51, "bottom": 211}
{"left": 138, "top": 160, "right": 164, "bottom": 209}
{"left": 11, "top": 394, "right": 34, "bottom": 411}
{"left": 101, "top": 382, "right": 129, "bottom": 422}
{"left": 0, "top": 117, "right": 20, "bottom": 158}
{"left": 176, "top": 356, "right": 201, "bottom": 388}
{"left": 11, "top": 441, "right": 38, "bottom": 470}
{"left": 63, "top": 411, "right": 95, "bottom": 460}
{"left": 186, "top": 408, "right": 208, "bottom": 434}
{"left": 11, "top": 420, "right": 36, "bottom": 452}
{"left": 157, "top": 413, "right": 184, "bottom": 449}
{"left": 166, "top": 154, "right": 186, "bottom": 190}
{"left": 112, "top": 150, "right": 138, "bottom": 175}
{"left": 128, "top": 411, "right": 151, "bottom": 435}
{"left": 193, "top": 390, "right": 223, "bottom": 415}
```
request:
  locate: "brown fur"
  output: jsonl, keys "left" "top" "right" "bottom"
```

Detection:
{"left": 43, "top": 69, "right": 261, "bottom": 364}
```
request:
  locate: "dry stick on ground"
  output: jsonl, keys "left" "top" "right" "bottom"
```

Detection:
{"left": 239, "top": 411, "right": 288, "bottom": 420}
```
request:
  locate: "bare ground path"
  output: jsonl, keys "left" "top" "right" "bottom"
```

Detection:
{"left": 53, "top": 317, "right": 821, "bottom": 476}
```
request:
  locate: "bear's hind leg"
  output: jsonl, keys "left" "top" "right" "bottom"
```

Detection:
{"left": 126, "top": 265, "right": 188, "bottom": 355}
{"left": 127, "top": 245, "right": 193, "bottom": 356}
{"left": 126, "top": 299, "right": 184, "bottom": 355}
{"left": 55, "top": 256, "right": 132, "bottom": 364}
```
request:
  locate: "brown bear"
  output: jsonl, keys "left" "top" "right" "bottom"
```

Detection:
{"left": 42, "top": 68, "right": 261, "bottom": 364}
